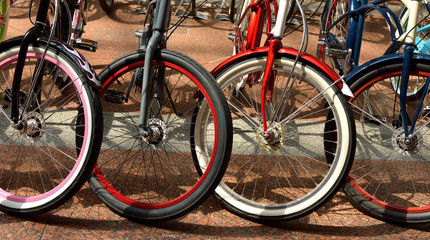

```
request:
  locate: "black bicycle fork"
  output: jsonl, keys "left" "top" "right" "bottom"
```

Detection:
{"left": 138, "top": 0, "right": 170, "bottom": 139}
{"left": 11, "top": 0, "right": 50, "bottom": 127}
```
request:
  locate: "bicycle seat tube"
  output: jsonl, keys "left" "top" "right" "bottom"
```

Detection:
{"left": 138, "top": 0, "right": 170, "bottom": 138}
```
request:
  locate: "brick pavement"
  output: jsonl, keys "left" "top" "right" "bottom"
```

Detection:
{"left": 1, "top": 0, "right": 430, "bottom": 239}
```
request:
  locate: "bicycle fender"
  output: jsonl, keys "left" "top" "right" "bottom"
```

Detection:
{"left": 48, "top": 40, "right": 102, "bottom": 89}
{"left": 345, "top": 53, "right": 430, "bottom": 84}
{"left": 0, "top": 37, "right": 101, "bottom": 89}
{"left": 211, "top": 47, "right": 354, "bottom": 97}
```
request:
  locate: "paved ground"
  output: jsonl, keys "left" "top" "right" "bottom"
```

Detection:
{"left": 2, "top": 0, "right": 430, "bottom": 239}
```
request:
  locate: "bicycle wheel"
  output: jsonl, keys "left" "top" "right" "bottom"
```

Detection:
{"left": 344, "top": 57, "right": 430, "bottom": 223}
{"left": 317, "top": 0, "right": 350, "bottom": 74}
{"left": 205, "top": 53, "right": 355, "bottom": 222}
{"left": 389, "top": 5, "right": 430, "bottom": 100}
{"left": 88, "top": 49, "right": 232, "bottom": 222}
{"left": 0, "top": 38, "right": 103, "bottom": 215}
{"left": 98, "top": 0, "right": 114, "bottom": 13}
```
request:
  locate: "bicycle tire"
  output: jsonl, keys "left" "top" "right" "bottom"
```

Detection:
{"left": 205, "top": 53, "right": 355, "bottom": 222}
{"left": 0, "top": 38, "right": 103, "bottom": 215}
{"left": 344, "top": 56, "right": 430, "bottom": 224}
{"left": 98, "top": 0, "right": 114, "bottom": 13}
{"left": 88, "top": 49, "right": 232, "bottom": 222}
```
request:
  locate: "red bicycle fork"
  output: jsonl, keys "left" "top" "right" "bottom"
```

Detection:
{"left": 261, "top": 38, "right": 281, "bottom": 133}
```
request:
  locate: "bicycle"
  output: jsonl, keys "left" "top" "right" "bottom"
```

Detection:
{"left": 318, "top": 0, "right": 428, "bottom": 79}
{"left": 53, "top": 0, "right": 98, "bottom": 52}
{"left": 0, "top": 0, "right": 103, "bottom": 215}
{"left": 87, "top": 0, "right": 233, "bottom": 222}
{"left": 231, "top": 0, "right": 296, "bottom": 55}
{"left": 185, "top": 0, "right": 357, "bottom": 222}
{"left": 0, "top": 0, "right": 11, "bottom": 42}
{"left": 390, "top": 3, "right": 430, "bottom": 98}
{"left": 321, "top": 0, "right": 430, "bottom": 224}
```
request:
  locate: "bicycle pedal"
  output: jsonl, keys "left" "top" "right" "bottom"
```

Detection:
{"left": 135, "top": 30, "right": 144, "bottom": 38}
{"left": 423, "top": 105, "right": 430, "bottom": 115}
{"left": 326, "top": 42, "right": 349, "bottom": 59}
{"left": 228, "top": 32, "right": 235, "bottom": 42}
{"left": 103, "top": 89, "right": 125, "bottom": 103}
{"left": 75, "top": 38, "right": 98, "bottom": 52}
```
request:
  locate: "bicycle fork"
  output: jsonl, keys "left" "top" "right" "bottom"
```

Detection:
{"left": 10, "top": 0, "right": 51, "bottom": 126}
{"left": 138, "top": 0, "right": 169, "bottom": 141}
{"left": 260, "top": 37, "right": 280, "bottom": 134}
{"left": 400, "top": 44, "right": 430, "bottom": 140}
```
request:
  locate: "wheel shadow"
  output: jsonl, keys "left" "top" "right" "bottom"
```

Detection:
{"left": 0, "top": 185, "right": 427, "bottom": 238}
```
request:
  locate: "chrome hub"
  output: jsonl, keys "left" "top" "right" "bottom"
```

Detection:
{"left": 142, "top": 118, "right": 167, "bottom": 148}
{"left": 19, "top": 112, "right": 45, "bottom": 142}
{"left": 392, "top": 128, "right": 422, "bottom": 155}
{"left": 257, "top": 123, "right": 285, "bottom": 152}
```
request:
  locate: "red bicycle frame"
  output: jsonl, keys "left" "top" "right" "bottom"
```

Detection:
{"left": 234, "top": 0, "right": 278, "bottom": 53}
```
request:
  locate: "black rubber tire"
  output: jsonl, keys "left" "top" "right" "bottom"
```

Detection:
{"left": 88, "top": 49, "right": 232, "bottom": 222}
{"left": 344, "top": 57, "right": 430, "bottom": 224}
{"left": 99, "top": 0, "right": 114, "bottom": 13}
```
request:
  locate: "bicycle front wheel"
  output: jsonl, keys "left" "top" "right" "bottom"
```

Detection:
{"left": 0, "top": 39, "right": 103, "bottom": 215}
{"left": 344, "top": 59, "right": 430, "bottom": 224}
{"left": 207, "top": 54, "right": 355, "bottom": 222}
{"left": 88, "top": 49, "right": 232, "bottom": 222}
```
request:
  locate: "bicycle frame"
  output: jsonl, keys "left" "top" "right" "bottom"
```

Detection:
{"left": 325, "top": 0, "right": 429, "bottom": 141}
{"left": 0, "top": 0, "right": 10, "bottom": 42}
{"left": 233, "top": 0, "right": 290, "bottom": 131}
{"left": 327, "top": 0, "right": 403, "bottom": 67}
{"left": 234, "top": 0, "right": 278, "bottom": 53}
{"left": 68, "top": 0, "right": 97, "bottom": 52}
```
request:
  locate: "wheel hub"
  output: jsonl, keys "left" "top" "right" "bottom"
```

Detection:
{"left": 392, "top": 127, "right": 422, "bottom": 155}
{"left": 257, "top": 123, "right": 285, "bottom": 152}
{"left": 19, "top": 112, "right": 46, "bottom": 142}
{"left": 142, "top": 118, "right": 167, "bottom": 148}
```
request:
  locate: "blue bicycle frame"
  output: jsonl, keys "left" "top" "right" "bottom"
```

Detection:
{"left": 322, "top": 0, "right": 403, "bottom": 71}
{"left": 324, "top": 0, "right": 430, "bottom": 144}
